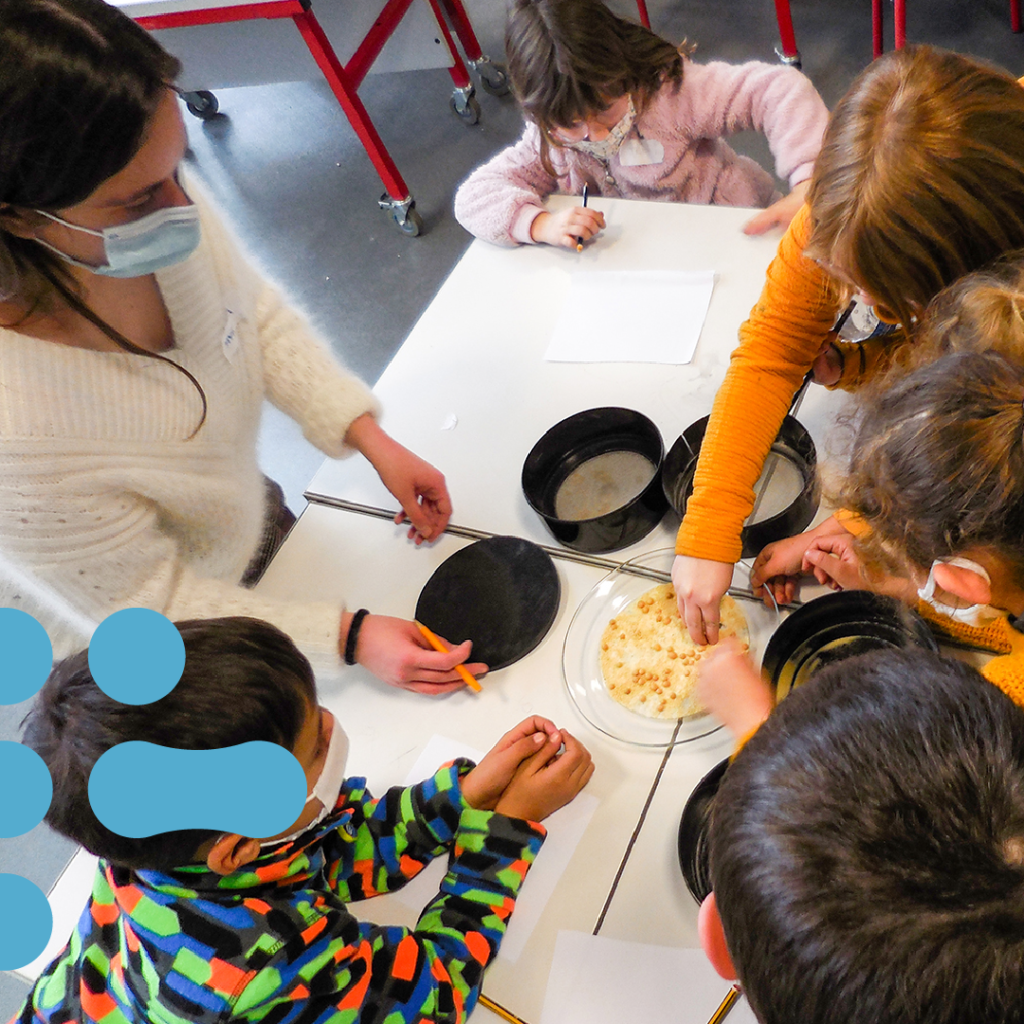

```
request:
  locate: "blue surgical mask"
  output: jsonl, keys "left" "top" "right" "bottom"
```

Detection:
{"left": 34, "top": 202, "right": 201, "bottom": 278}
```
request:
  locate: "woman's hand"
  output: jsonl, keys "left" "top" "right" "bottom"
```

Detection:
{"left": 341, "top": 612, "right": 487, "bottom": 695}
{"left": 672, "top": 555, "right": 735, "bottom": 646}
{"left": 530, "top": 207, "right": 606, "bottom": 249}
{"left": 742, "top": 180, "right": 810, "bottom": 236}
{"left": 494, "top": 730, "right": 594, "bottom": 822}
{"left": 697, "top": 639, "right": 773, "bottom": 739}
{"left": 344, "top": 414, "right": 452, "bottom": 543}
{"left": 462, "top": 717, "right": 563, "bottom": 811}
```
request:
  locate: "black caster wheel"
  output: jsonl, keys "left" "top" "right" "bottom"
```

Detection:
{"left": 183, "top": 90, "right": 219, "bottom": 120}
{"left": 390, "top": 205, "right": 423, "bottom": 237}
{"left": 478, "top": 61, "right": 509, "bottom": 96}
{"left": 450, "top": 91, "right": 481, "bottom": 125}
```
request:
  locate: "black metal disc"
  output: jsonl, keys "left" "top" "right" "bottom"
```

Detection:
{"left": 415, "top": 536, "right": 560, "bottom": 670}
{"left": 677, "top": 757, "right": 730, "bottom": 904}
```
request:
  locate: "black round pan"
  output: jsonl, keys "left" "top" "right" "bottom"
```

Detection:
{"left": 662, "top": 414, "right": 820, "bottom": 559}
{"left": 677, "top": 757, "right": 730, "bottom": 905}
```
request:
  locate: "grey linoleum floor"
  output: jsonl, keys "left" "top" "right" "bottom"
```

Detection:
{"left": 3, "top": 0, "right": 1023, "bottom": 1013}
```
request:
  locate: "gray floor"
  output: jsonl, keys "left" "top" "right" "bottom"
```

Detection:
{"left": 3, "top": 0, "right": 1023, "bottom": 1014}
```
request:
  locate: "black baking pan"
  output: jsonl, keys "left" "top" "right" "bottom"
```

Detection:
{"left": 661, "top": 414, "right": 819, "bottom": 559}
{"left": 414, "top": 535, "right": 560, "bottom": 671}
{"left": 761, "top": 591, "right": 938, "bottom": 701}
{"left": 677, "top": 756, "right": 729, "bottom": 904}
{"left": 522, "top": 407, "right": 669, "bottom": 554}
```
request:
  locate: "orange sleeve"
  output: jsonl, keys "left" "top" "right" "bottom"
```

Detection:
{"left": 676, "top": 205, "right": 843, "bottom": 562}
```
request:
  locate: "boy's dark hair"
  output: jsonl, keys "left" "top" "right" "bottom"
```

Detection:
{"left": 710, "top": 649, "right": 1024, "bottom": 1024}
{"left": 22, "top": 617, "right": 317, "bottom": 871}
{"left": 505, "top": 0, "right": 685, "bottom": 173}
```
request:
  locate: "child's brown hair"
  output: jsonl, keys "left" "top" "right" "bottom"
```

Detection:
{"left": 505, "top": 0, "right": 686, "bottom": 173}
{"left": 806, "top": 45, "right": 1024, "bottom": 332}
{"left": 840, "top": 347, "right": 1024, "bottom": 586}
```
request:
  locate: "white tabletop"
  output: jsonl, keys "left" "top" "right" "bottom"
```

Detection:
{"left": 306, "top": 196, "right": 844, "bottom": 565}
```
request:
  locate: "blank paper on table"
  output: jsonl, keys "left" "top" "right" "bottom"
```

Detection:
{"left": 546, "top": 270, "right": 715, "bottom": 364}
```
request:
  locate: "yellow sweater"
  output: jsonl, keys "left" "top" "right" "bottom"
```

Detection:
{"left": 675, "top": 205, "right": 905, "bottom": 562}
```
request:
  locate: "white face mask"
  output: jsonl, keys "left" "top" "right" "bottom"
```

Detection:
{"left": 568, "top": 97, "right": 636, "bottom": 161}
{"left": 917, "top": 557, "right": 1001, "bottom": 627}
{"left": 260, "top": 715, "right": 350, "bottom": 848}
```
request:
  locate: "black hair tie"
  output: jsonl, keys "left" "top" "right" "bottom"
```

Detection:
{"left": 344, "top": 608, "right": 370, "bottom": 666}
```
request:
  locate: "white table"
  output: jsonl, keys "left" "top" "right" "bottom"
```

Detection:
{"left": 305, "top": 196, "right": 844, "bottom": 565}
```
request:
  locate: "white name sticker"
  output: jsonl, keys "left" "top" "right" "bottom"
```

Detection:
{"left": 221, "top": 309, "right": 240, "bottom": 363}
{"left": 618, "top": 138, "right": 664, "bottom": 167}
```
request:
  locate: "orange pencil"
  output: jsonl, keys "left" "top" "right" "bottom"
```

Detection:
{"left": 415, "top": 621, "right": 482, "bottom": 692}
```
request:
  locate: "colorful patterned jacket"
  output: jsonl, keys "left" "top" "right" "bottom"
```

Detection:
{"left": 14, "top": 761, "right": 545, "bottom": 1024}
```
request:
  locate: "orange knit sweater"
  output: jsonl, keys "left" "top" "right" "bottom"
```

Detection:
{"left": 675, "top": 205, "right": 905, "bottom": 562}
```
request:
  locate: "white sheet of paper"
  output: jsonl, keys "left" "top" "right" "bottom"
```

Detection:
{"left": 397, "top": 735, "right": 599, "bottom": 964}
{"left": 545, "top": 270, "right": 715, "bottom": 364}
{"left": 540, "top": 931, "right": 757, "bottom": 1024}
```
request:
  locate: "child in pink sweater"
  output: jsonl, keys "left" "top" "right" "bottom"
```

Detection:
{"left": 454, "top": 0, "right": 829, "bottom": 248}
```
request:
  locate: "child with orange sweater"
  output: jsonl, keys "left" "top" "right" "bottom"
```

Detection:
{"left": 672, "top": 46, "right": 1024, "bottom": 647}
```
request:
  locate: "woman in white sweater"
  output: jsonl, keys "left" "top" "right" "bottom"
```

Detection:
{"left": 0, "top": 0, "right": 483, "bottom": 691}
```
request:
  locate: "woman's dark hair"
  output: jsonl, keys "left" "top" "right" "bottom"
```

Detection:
{"left": 838, "top": 348, "right": 1024, "bottom": 585}
{"left": 0, "top": 0, "right": 207, "bottom": 435}
{"left": 505, "top": 0, "right": 686, "bottom": 174}
{"left": 21, "top": 617, "right": 317, "bottom": 871}
{"left": 711, "top": 649, "right": 1024, "bottom": 1024}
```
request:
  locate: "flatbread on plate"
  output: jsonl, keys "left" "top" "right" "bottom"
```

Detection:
{"left": 600, "top": 584, "right": 748, "bottom": 719}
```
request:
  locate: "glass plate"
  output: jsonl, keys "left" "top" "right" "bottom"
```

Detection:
{"left": 562, "top": 548, "right": 780, "bottom": 747}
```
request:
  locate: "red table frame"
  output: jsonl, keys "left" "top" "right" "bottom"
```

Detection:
{"left": 135, "top": 0, "right": 487, "bottom": 206}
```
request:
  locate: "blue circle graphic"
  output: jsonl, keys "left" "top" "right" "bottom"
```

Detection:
{"left": 88, "top": 609, "right": 185, "bottom": 705}
{"left": 0, "top": 609, "right": 52, "bottom": 706}
{"left": 0, "top": 742, "right": 52, "bottom": 837}
{"left": 0, "top": 874, "right": 52, "bottom": 969}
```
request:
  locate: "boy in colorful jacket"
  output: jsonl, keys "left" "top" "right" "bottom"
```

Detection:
{"left": 13, "top": 617, "right": 593, "bottom": 1024}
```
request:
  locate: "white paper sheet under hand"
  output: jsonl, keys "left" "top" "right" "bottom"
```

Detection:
{"left": 546, "top": 270, "right": 715, "bottom": 364}
{"left": 541, "top": 932, "right": 757, "bottom": 1024}
{"left": 396, "top": 735, "right": 599, "bottom": 964}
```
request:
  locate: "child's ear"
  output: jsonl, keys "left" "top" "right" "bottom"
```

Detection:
{"left": 698, "top": 892, "right": 739, "bottom": 981}
{"left": 932, "top": 562, "right": 992, "bottom": 607}
{"left": 206, "top": 834, "right": 261, "bottom": 876}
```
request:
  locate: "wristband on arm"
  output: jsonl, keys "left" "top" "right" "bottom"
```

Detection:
{"left": 344, "top": 608, "right": 370, "bottom": 665}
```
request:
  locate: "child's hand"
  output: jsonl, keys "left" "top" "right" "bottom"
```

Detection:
{"left": 462, "top": 717, "right": 562, "bottom": 811}
{"left": 530, "top": 207, "right": 606, "bottom": 248}
{"left": 750, "top": 516, "right": 849, "bottom": 606}
{"left": 342, "top": 614, "right": 488, "bottom": 694}
{"left": 697, "top": 639, "right": 773, "bottom": 739}
{"left": 801, "top": 532, "right": 864, "bottom": 591}
{"left": 494, "top": 731, "right": 594, "bottom": 822}
{"left": 742, "top": 180, "right": 810, "bottom": 236}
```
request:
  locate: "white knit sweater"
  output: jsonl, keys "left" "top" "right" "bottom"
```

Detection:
{"left": 0, "top": 182, "right": 379, "bottom": 659}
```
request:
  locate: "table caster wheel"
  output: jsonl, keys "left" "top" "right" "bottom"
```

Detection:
{"left": 450, "top": 89, "right": 481, "bottom": 126}
{"left": 392, "top": 205, "right": 423, "bottom": 236}
{"left": 476, "top": 59, "right": 509, "bottom": 96}
{"left": 182, "top": 90, "right": 219, "bottom": 120}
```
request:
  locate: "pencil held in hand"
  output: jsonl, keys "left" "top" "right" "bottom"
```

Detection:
{"left": 415, "top": 621, "right": 482, "bottom": 692}
{"left": 576, "top": 183, "right": 589, "bottom": 252}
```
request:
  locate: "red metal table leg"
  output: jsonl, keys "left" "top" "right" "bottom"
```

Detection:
{"left": 291, "top": 8, "right": 410, "bottom": 201}
{"left": 422, "top": 0, "right": 472, "bottom": 89}
{"left": 1012, "top": 0, "right": 1021, "bottom": 32}
{"left": 894, "top": 0, "right": 906, "bottom": 48}
{"left": 436, "top": 0, "right": 482, "bottom": 61}
{"left": 634, "top": 0, "right": 650, "bottom": 29}
{"left": 773, "top": 0, "right": 800, "bottom": 63}
{"left": 872, "top": 0, "right": 883, "bottom": 57}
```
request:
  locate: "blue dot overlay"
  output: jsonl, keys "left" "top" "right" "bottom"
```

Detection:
{"left": 89, "top": 741, "right": 307, "bottom": 838}
{"left": 88, "top": 608, "right": 186, "bottom": 705}
{"left": 0, "top": 608, "right": 52, "bottom": 705}
{"left": 2, "top": 609, "right": 311, "bottom": 971}
{"left": 0, "top": 874, "right": 52, "bottom": 970}
{"left": 0, "top": 741, "right": 52, "bottom": 837}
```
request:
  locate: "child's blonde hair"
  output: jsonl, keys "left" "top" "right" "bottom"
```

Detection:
{"left": 841, "top": 344, "right": 1024, "bottom": 586}
{"left": 505, "top": 0, "right": 686, "bottom": 173}
{"left": 806, "top": 46, "right": 1024, "bottom": 332}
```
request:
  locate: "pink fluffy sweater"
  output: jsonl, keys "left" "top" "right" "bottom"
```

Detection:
{"left": 454, "top": 59, "right": 828, "bottom": 246}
